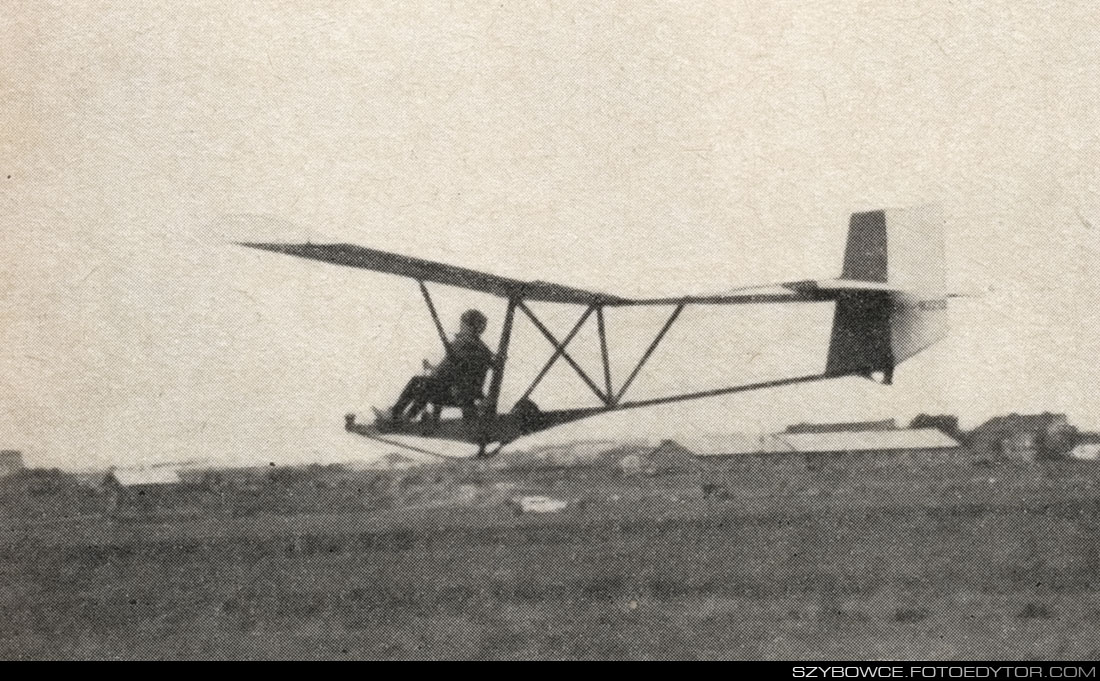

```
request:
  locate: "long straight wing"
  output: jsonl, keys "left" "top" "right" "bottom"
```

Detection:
{"left": 238, "top": 242, "right": 631, "bottom": 305}
{"left": 237, "top": 243, "right": 908, "bottom": 306}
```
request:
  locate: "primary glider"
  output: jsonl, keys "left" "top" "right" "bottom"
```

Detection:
{"left": 240, "top": 205, "right": 951, "bottom": 457}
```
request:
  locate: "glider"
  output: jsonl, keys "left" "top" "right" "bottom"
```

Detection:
{"left": 240, "top": 205, "right": 951, "bottom": 457}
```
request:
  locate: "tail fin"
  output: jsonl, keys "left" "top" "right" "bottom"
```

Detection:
{"left": 825, "top": 205, "right": 948, "bottom": 382}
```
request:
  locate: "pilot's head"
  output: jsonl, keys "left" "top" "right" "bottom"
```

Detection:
{"left": 460, "top": 309, "right": 488, "bottom": 336}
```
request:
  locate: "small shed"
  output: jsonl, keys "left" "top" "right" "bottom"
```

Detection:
{"left": 103, "top": 467, "right": 184, "bottom": 513}
{"left": 969, "top": 413, "right": 1076, "bottom": 461}
{"left": 106, "top": 467, "right": 182, "bottom": 487}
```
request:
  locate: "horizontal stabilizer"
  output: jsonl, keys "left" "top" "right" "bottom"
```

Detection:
{"left": 810, "top": 279, "right": 905, "bottom": 292}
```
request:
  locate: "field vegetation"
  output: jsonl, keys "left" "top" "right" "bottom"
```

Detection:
{"left": 2, "top": 458, "right": 1100, "bottom": 659}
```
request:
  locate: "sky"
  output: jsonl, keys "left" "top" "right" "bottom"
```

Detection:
{"left": 4, "top": 0, "right": 1100, "bottom": 469}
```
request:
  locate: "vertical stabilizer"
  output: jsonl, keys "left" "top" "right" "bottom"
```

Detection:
{"left": 826, "top": 205, "right": 947, "bottom": 381}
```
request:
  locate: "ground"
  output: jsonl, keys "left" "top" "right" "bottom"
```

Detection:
{"left": 2, "top": 459, "right": 1100, "bottom": 659}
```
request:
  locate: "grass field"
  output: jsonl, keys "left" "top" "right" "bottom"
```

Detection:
{"left": 2, "top": 460, "right": 1100, "bottom": 659}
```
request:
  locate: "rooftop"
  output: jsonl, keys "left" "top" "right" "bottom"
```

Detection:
{"left": 973, "top": 413, "right": 1069, "bottom": 433}
{"left": 672, "top": 433, "right": 795, "bottom": 457}
{"left": 781, "top": 428, "right": 961, "bottom": 454}
{"left": 785, "top": 419, "right": 898, "bottom": 434}
{"left": 108, "top": 467, "right": 182, "bottom": 487}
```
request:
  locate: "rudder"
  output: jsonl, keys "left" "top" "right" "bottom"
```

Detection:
{"left": 825, "top": 205, "right": 947, "bottom": 382}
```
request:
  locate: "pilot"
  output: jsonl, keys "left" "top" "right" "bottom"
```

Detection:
{"left": 383, "top": 309, "right": 494, "bottom": 423}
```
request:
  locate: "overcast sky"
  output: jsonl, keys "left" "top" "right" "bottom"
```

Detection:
{"left": 5, "top": 1, "right": 1100, "bottom": 468}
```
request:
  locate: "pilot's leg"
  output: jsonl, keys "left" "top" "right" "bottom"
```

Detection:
{"left": 391, "top": 376, "right": 430, "bottom": 419}
{"left": 408, "top": 377, "right": 449, "bottom": 421}
{"left": 459, "top": 400, "right": 478, "bottom": 422}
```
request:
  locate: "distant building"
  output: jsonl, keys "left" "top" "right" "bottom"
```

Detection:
{"left": 909, "top": 414, "right": 962, "bottom": 440}
{"left": 71, "top": 469, "right": 110, "bottom": 488}
{"left": 969, "top": 413, "right": 1076, "bottom": 461}
{"left": 780, "top": 428, "right": 964, "bottom": 467}
{"left": 670, "top": 433, "right": 796, "bottom": 466}
{"left": 785, "top": 419, "right": 898, "bottom": 434}
{"left": 103, "top": 467, "right": 183, "bottom": 514}
{"left": 669, "top": 428, "right": 963, "bottom": 468}
{"left": 0, "top": 450, "right": 24, "bottom": 478}
{"left": 105, "top": 467, "right": 182, "bottom": 487}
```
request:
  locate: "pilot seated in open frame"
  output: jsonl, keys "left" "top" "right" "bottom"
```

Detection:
{"left": 381, "top": 309, "right": 494, "bottom": 424}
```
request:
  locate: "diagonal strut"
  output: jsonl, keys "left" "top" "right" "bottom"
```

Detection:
{"left": 418, "top": 280, "right": 452, "bottom": 358}
{"left": 614, "top": 304, "right": 684, "bottom": 404}
{"left": 517, "top": 302, "right": 609, "bottom": 405}
{"left": 517, "top": 305, "right": 596, "bottom": 404}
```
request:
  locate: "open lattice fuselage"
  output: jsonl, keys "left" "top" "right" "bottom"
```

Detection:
{"left": 243, "top": 205, "right": 950, "bottom": 453}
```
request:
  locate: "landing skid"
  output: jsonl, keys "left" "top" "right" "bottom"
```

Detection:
{"left": 354, "top": 431, "right": 458, "bottom": 461}
{"left": 345, "top": 414, "right": 496, "bottom": 460}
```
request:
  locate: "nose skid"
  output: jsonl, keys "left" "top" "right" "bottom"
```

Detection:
{"left": 345, "top": 407, "right": 606, "bottom": 452}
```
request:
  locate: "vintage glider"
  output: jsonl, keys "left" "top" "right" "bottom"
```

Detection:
{"left": 240, "top": 205, "right": 951, "bottom": 457}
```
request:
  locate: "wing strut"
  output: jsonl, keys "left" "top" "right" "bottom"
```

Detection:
{"left": 418, "top": 280, "right": 452, "bottom": 358}
{"left": 484, "top": 298, "right": 517, "bottom": 419}
{"left": 597, "top": 306, "right": 613, "bottom": 399}
{"left": 614, "top": 304, "right": 684, "bottom": 404}
{"left": 518, "top": 301, "right": 610, "bottom": 405}
{"left": 516, "top": 305, "right": 596, "bottom": 404}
